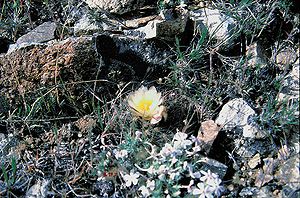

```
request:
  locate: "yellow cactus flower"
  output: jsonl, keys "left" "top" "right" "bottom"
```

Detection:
{"left": 128, "top": 86, "right": 167, "bottom": 124}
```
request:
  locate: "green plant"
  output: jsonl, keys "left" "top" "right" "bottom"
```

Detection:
{"left": 94, "top": 131, "right": 224, "bottom": 197}
{"left": 1, "top": 156, "right": 17, "bottom": 192}
{"left": 0, "top": 0, "right": 32, "bottom": 41}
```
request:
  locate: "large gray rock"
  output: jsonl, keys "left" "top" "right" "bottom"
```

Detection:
{"left": 74, "top": 14, "right": 103, "bottom": 36}
{"left": 97, "top": 34, "right": 172, "bottom": 67}
{"left": 8, "top": 22, "right": 57, "bottom": 52}
{"left": 215, "top": 98, "right": 264, "bottom": 138}
{"left": 17, "top": 22, "right": 56, "bottom": 45}
{"left": 83, "top": 0, "right": 150, "bottom": 14}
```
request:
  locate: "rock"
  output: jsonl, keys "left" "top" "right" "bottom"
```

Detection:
{"left": 83, "top": 0, "right": 150, "bottom": 14}
{"left": 235, "top": 139, "right": 275, "bottom": 158}
{"left": 74, "top": 14, "right": 103, "bottom": 36}
{"left": 124, "top": 13, "right": 187, "bottom": 40}
{"left": 197, "top": 156, "right": 228, "bottom": 179}
{"left": 93, "top": 179, "right": 115, "bottom": 196}
{"left": 280, "top": 184, "right": 300, "bottom": 198}
{"left": 25, "top": 179, "right": 50, "bottom": 198}
{"left": 277, "top": 64, "right": 299, "bottom": 116}
{"left": 247, "top": 153, "right": 261, "bottom": 169}
{"left": 275, "top": 155, "right": 299, "bottom": 189}
{"left": 0, "top": 37, "right": 98, "bottom": 110}
{"left": 254, "top": 157, "right": 276, "bottom": 187}
{"left": 215, "top": 98, "right": 264, "bottom": 138}
{"left": 9, "top": 22, "right": 57, "bottom": 52}
{"left": 239, "top": 187, "right": 259, "bottom": 196}
{"left": 197, "top": 120, "right": 221, "bottom": 153}
{"left": 246, "top": 42, "right": 267, "bottom": 67}
{"left": 97, "top": 34, "right": 172, "bottom": 67}
{"left": 256, "top": 186, "right": 274, "bottom": 198}
{"left": 275, "top": 44, "right": 298, "bottom": 70}
{"left": 190, "top": 8, "right": 235, "bottom": 47}
{"left": 125, "top": 15, "right": 158, "bottom": 28}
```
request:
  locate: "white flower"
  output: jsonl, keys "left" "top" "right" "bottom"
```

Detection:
{"left": 198, "top": 170, "right": 224, "bottom": 196}
{"left": 146, "top": 180, "right": 155, "bottom": 191}
{"left": 158, "top": 174, "right": 166, "bottom": 180}
{"left": 200, "top": 170, "right": 218, "bottom": 186}
{"left": 173, "top": 132, "right": 192, "bottom": 149}
{"left": 170, "top": 156, "right": 178, "bottom": 165}
{"left": 158, "top": 165, "right": 168, "bottom": 174}
{"left": 122, "top": 172, "right": 139, "bottom": 187}
{"left": 187, "top": 179, "right": 195, "bottom": 193}
{"left": 172, "top": 190, "right": 181, "bottom": 197}
{"left": 114, "top": 149, "right": 128, "bottom": 159}
{"left": 210, "top": 178, "right": 224, "bottom": 197}
{"left": 186, "top": 144, "right": 201, "bottom": 156}
{"left": 192, "top": 182, "right": 213, "bottom": 198}
{"left": 139, "top": 186, "right": 150, "bottom": 197}
{"left": 128, "top": 86, "right": 167, "bottom": 124}
{"left": 160, "top": 143, "right": 176, "bottom": 157}
{"left": 135, "top": 131, "right": 143, "bottom": 140}
{"left": 169, "top": 171, "right": 180, "bottom": 180}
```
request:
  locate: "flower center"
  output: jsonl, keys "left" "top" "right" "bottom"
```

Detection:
{"left": 137, "top": 99, "right": 153, "bottom": 112}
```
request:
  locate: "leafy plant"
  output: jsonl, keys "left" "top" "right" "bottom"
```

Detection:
{"left": 1, "top": 156, "right": 17, "bottom": 191}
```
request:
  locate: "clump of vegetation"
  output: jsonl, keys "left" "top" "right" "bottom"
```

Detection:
{"left": 0, "top": 0, "right": 299, "bottom": 197}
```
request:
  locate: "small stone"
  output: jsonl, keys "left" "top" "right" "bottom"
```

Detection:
{"left": 125, "top": 15, "right": 158, "bottom": 28}
{"left": 275, "top": 155, "right": 299, "bottom": 185}
{"left": 197, "top": 120, "right": 221, "bottom": 153}
{"left": 74, "top": 14, "right": 103, "bottom": 36}
{"left": 124, "top": 14, "right": 187, "bottom": 40}
{"left": 275, "top": 44, "right": 298, "bottom": 69}
{"left": 246, "top": 41, "right": 267, "bottom": 67}
{"left": 25, "top": 179, "right": 50, "bottom": 198}
{"left": 239, "top": 187, "right": 259, "bottom": 196}
{"left": 248, "top": 153, "right": 261, "bottom": 169}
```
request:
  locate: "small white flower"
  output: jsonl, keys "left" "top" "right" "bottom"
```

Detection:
{"left": 207, "top": 177, "right": 224, "bottom": 196}
{"left": 160, "top": 143, "right": 176, "bottom": 157}
{"left": 173, "top": 132, "right": 192, "bottom": 149}
{"left": 192, "top": 183, "right": 213, "bottom": 198}
{"left": 186, "top": 144, "right": 201, "bottom": 156}
{"left": 170, "top": 156, "right": 178, "bottom": 165}
{"left": 173, "top": 132, "right": 188, "bottom": 142}
{"left": 183, "top": 161, "right": 188, "bottom": 170}
{"left": 122, "top": 172, "right": 139, "bottom": 187}
{"left": 172, "top": 190, "right": 181, "bottom": 197}
{"left": 187, "top": 179, "right": 195, "bottom": 193}
{"left": 200, "top": 170, "right": 218, "bottom": 186}
{"left": 139, "top": 185, "right": 150, "bottom": 197}
{"left": 114, "top": 149, "right": 128, "bottom": 159}
{"left": 135, "top": 131, "right": 143, "bottom": 140}
{"left": 158, "top": 174, "right": 166, "bottom": 180}
{"left": 146, "top": 180, "right": 155, "bottom": 191}
{"left": 147, "top": 165, "right": 156, "bottom": 175}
